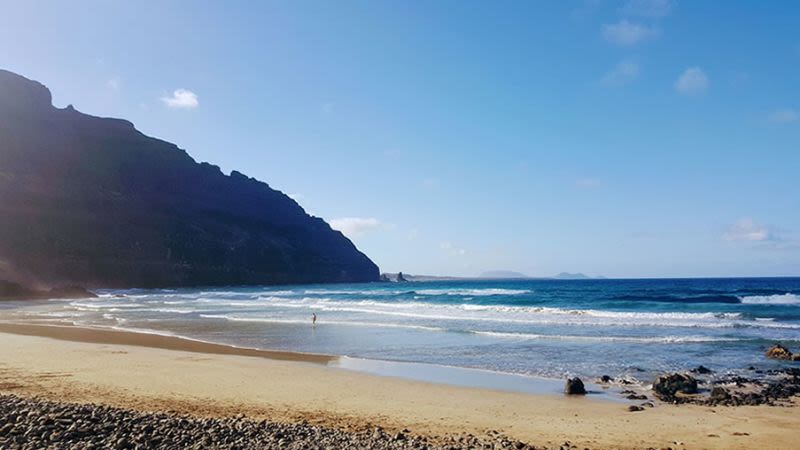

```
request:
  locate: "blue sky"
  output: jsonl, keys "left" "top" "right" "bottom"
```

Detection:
{"left": 2, "top": 1, "right": 799, "bottom": 278}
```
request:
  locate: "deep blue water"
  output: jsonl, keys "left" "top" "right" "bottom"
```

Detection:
{"left": 12, "top": 277, "right": 800, "bottom": 384}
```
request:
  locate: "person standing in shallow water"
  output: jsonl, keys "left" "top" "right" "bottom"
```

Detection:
{"left": 312, "top": 313, "right": 317, "bottom": 326}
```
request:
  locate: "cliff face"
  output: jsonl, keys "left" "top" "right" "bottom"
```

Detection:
{"left": 0, "top": 69, "right": 379, "bottom": 288}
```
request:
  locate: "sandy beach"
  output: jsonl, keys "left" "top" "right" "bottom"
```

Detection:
{"left": 0, "top": 323, "right": 797, "bottom": 449}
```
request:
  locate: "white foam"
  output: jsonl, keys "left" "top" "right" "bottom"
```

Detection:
{"left": 198, "top": 314, "right": 446, "bottom": 332}
{"left": 415, "top": 288, "right": 532, "bottom": 296}
{"left": 471, "top": 331, "right": 742, "bottom": 344}
{"left": 740, "top": 293, "right": 800, "bottom": 305}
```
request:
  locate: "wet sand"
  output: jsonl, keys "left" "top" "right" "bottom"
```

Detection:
{"left": 0, "top": 322, "right": 798, "bottom": 449}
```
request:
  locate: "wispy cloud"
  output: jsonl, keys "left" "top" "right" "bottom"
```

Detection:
{"left": 440, "top": 241, "right": 467, "bottom": 256}
{"left": 421, "top": 177, "right": 440, "bottom": 189}
{"left": 106, "top": 78, "right": 121, "bottom": 91}
{"left": 599, "top": 61, "right": 640, "bottom": 86}
{"left": 320, "top": 102, "right": 334, "bottom": 114}
{"left": 571, "top": 0, "right": 602, "bottom": 21}
{"left": 602, "top": 20, "right": 658, "bottom": 46}
{"left": 383, "top": 149, "right": 402, "bottom": 158}
{"left": 722, "top": 218, "right": 775, "bottom": 242}
{"left": 161, "top": 89, "right": 199, "bottom": 109}
{"left": 329, "top": 217, "right": 383, "bottom": 239}
{"left": 768, "top": 109, "right": 799, "bottom": 124}
{"left": 620, "top": 0, "right": 674, "bottom": 18}
{"left": 575, "top": 177, "right": 605, "bottom": 190}
{"left": 674, "top": 67, "right": 709, "bottom": 95}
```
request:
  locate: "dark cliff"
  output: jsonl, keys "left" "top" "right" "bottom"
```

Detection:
{"left": 0, "top": 70, "right": 379, "bottom": 288}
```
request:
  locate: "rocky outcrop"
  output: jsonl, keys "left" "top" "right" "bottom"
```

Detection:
{"left": 765, "top": 344, "right": 794, "bottom": 360}
{"left": 652, "top": 373, "right": 698, "bottom": 402}
{"left": 0, "top": 280, "right": 96, "bottom": 300}
{"left": 0, "top": 69, "right": 379, "bottom": 288}
{"left": 564, "top": 377, "right": 586, "bottom": 395}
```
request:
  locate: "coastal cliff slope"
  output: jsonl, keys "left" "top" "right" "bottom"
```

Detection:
{"left": 0, "top": 69, "right": 379, "bottom": 288}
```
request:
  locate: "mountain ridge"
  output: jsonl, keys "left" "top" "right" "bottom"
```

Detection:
{"left": 0, "top": 69, "right": 379, "bottom": 288}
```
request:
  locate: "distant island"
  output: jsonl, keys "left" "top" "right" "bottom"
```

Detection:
{"left": 0, "top": 69, "right": 379, "bottom": 289}
{"left": 551, "top": 272, "right": 592, "bottom": 280}
{"left": 479, "top": 270, "right": 531, "bottom": 279}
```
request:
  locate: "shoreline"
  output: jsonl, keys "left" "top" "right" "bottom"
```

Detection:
{"left": 0, "top": 321, "right": 618, "bottom": 399}
{"left": 0, "top": 322, "right": 335, "bottom": 364}
{"left": 0, "top": 323, "right": 798, "bottom": 449}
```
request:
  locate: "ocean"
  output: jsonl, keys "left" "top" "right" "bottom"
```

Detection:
{"left": 9, "top": 277, "right": 800, "bottom": 389}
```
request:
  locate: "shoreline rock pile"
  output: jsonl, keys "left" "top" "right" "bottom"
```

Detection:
{"left": 0, "top": 395, "right": 548, "bottom": 450}
{"left": 651, "top": 367, "right": 800, "bottom": 407}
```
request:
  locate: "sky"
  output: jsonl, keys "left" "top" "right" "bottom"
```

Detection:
{"left": 1, "top": 0, "right": 799, "bottom": 278}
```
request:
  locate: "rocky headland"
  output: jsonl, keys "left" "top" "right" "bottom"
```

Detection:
{"left": 0, "top": 69, "right": 379, "bottom": 289}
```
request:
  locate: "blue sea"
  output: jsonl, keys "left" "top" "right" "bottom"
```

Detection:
{"left": 10, "top": 278, "right": 800, "bottom": 388}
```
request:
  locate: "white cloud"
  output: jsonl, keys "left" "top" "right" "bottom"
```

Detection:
{"left": 620, "top": 0, "right": 674, "bottom": 18}
{"left": 329, "top": 217, "right": 383, "bottom": 239}
{"left": 440, "top": 241, "right": 467, "bottom": 256}
{"left": 602, "top": 21, "right": 658, "bottom": 46}
{"left": 674, "top": 67, "right": 709, "bottom": 95}
{"left": 599, "top": 61, "right": 640, "bottom": 86}
{"left": 768, "top": 109, "right": 799, "bottom": 124}
{"left": 161, "top": 89, "right": 199, "bottom": 109}
{"left": 723, "top": 218, "right": 774, "bottom": 242}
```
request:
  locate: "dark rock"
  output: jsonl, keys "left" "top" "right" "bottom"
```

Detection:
{"left": 652, "top": 373, "right": 698, "bottom": 402}
{"left": 564, "top": 377, "right": 586, "bottom": 395}
{"left": 599, "top": 375, "right": 613, "bottom": 383}
{"left": 765, "top": 344, "right": 793, "bottom": 360}
{"left": 627, "top": 405, "right": 644, "bottom": 412}
{"left": 691, "top": 365, "right": 713, "bottom": 374}
{"left": 0, "top": 69, "right": 379, "bottom": 288}
{"left": 396, "top": 272, "right": 408, "bottom": 282}
{"left": 625, "top": 394, "right": 648, "bottom": 400}
{"left": 709, "top": 387, "right": 730, "bottom": 403}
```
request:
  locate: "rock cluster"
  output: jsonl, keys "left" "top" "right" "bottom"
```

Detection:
{"left": 765, "top": 344, "right": 800, "bottom": 361}
{"left": 0, "top": 395, "right": 548, "bottom": 450}
{"left": 651, "top": 367, "right": 800, "bottom": 407}
{"left": 652, "top": 373, "right": 698, "bottom": 402}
